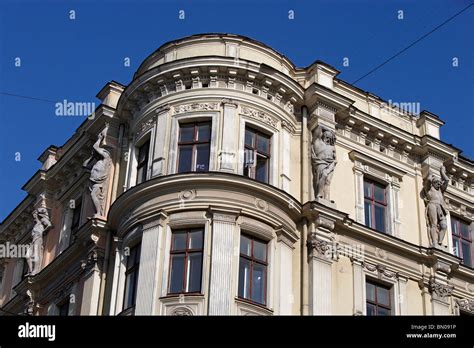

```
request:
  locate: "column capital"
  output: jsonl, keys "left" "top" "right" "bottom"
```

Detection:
{"left": 142, "top": 210, "right": 168, "bottom": 230}
{"left": 275, "top": 225, "right": 298, "bottom": 249}
{"left": 155, "top": 104, "right": 170, "bottom": 115}
{"left": 208, "top": 207, "right": 240, "bottom": 223}
{"left": 221, "top": 98, "right": 238, "bottom": 108}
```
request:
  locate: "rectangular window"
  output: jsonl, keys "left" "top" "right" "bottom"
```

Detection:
{"left": 366, "top": 280, "right": 392, "bottom": 316}
{"left": 238, "top": 234, "right": 268, "bottom": 305}
{"left": 451, "top": 217, "right": 472, "bottom": 267}
{"left": 168, "top": 229, "right": 204, "bottom": 294}
{"left": 70, "top": 197, "right": 82, "bottom": 234}
{"left": 136, "top": 140, "right": 150, "bottom": 184}
{"left": 177, "top": 123, "right": 211, "bottom": 173}
{"left": 244, "top": 127, "right": 271, "bottom": 183}
{"left": 364, "top": 179, "right": 387, "bottom": 233}
{"left": 123, "top": 243, "right": 141, "bottom": 310}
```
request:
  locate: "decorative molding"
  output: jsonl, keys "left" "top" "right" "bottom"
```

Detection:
{"left": 178, "top": 189, "right": 197, "bottom": 202}
{"left": 455, "top": 298, "right": 474, "bottom": 313}
{"left": 169, "top": 306, "right": 194, "bottom": 316}
{"left": 306, "top": 233, "right": 332, "bottom": 259}
{"left": 173, "top": 102, "right": 219, "bottom": 114}
{"left": 254, "top": 198, "right": 268, "bottom": 212}
{"left": 213, "top": 213, "right": 237, "bottom": 223}
{"left": 364, "top": 262, "right": 398, "bottom": 279}
{"left": 315, "top": 216, "right": 335, "bottom": 231}
{"left": 428, "top": 279, "right": 454, "bottom": 299}
{"left": 241, "top": 106, "right": 278, "bottom": 128}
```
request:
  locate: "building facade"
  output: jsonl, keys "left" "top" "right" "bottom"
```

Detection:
{"left": 0, "top": 33, "right": 473, "bottom": 316}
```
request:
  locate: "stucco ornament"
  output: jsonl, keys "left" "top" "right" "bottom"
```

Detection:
{"left": 26, "top": 207, "right": 52, "bottom": 275}
{"left": 421, "top": 166, "right": 449, "bottom": 248}
{"left": 311, "top": 125, "right": 337, "bottom": 201}
{"left": 83, "top": 125, "right": 112, "bottom": 218}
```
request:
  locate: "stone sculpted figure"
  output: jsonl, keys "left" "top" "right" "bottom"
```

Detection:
{"left": 26, "top": 207, "right": 52, "bottom": 275}
{"left": 311, "top": 125, "right": 337, "bottom": 201}
{"left": 422, "top": 166, "right": 449, "bottom": 247}
{"left": 83, "top": 126, "right": 112, "bottom": 217}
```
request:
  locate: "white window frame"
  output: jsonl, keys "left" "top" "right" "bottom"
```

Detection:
{"left": 238, "top": 118, "right": 279, "bottom": 186}
{"left": 57, "top": 193, "right": 84, "bottom": 254}
{"left": 127, "top": 130, "right": 153, "bottom": 189}
{"left": 233, "top": 218, "right": 275, "bottom": 313}
{"left": 113, "top": 226, "right": 142, "bottom": 315}
{"left": 160, "top": 216, "right": 210, "bottom": 300}
{"left": 350, "top": 151, "right": 404, "bottom": 237}
{"left": 168, "top": 113, "right": 219, "bottom": 174}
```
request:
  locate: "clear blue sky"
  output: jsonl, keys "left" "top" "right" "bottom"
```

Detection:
{"left": 0, "top": 0, "right": 473, "bottom": 220}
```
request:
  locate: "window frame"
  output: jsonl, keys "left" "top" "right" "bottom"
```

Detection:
{"left": 238, "top": 234, "right": 269, "bottom": 306}
{"left": 365, "top": 280, "right": 392, "bottom": 316}
{"left": 122, "top": 243, "right": 141, "bottom": 311}
{"left": 451, "top": 216, "right": 473, "bottom": 267}
{"left": 70, "top": 196, "right": 83, "bottom": 234}
{"left": 177, "top": 122, "right": 211, "bottom": 173}
{"left": 243, "top": 127, "right": 271, "bottom": 184}
{"left": 167, "top": 228, "right": 204, "bottom": 295}
{"left": 136, "top": 139, "right": 150, "bottom": 185}
{"left": 363, "top": 178, "right": 388, "bottom": 233}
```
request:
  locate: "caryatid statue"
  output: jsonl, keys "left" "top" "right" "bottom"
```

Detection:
{"left": 83, "top": 126, "right": 112, "bottom": 218}
{"left": 422, "top": 166, "right": 449, "bottom": 248}
{"left": 26, "top": 207, "right": 52, "bottom": 275}
{"left": 311, "top": 125, "right": 337, "bottom": 202}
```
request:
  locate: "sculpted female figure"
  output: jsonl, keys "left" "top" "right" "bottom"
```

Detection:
{"left": 26, "top": 208, "right": 52, "bottom": 275}
{"left": 311, "top": 125, "right": 337, "bottom": 201}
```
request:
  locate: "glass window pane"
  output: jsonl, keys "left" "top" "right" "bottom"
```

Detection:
{"left": 238, "top": 258, "right": 251, "bottom": 299}
{"left": 136, "top": 167, "right": 145, "bottom": 184}
{"left": 364, "top": 201, "right": 372, "bottom": 228}
{"left": 363, "top": 181, "right": 371, "bottom": 198}
{"left": 374, "top": 184, "right": 385, "bottom": 203}
{"left": 377, "top": 307, "right": 390, "bottom": 316}
{"left": 195, "top": 144, "right": 210, "bottom": 172}
{"left": 451, "top": 220, "right": 459, "bottom": 236}
{"left": 123, "top": 271, "right": 137, "bottom": 309}
{"left": 366, "top": 282, "right": 375, "bottom": 301}
{"left": 257, "top": 134, "right": 270, "bottom": 154}
{"left": 197, "top": 124, "right": 210, "bottom": 141}
{"left": 187, "top": 253, "right": 202, "bottom": 292}
{"left": 245, "top": 129, "right": 254, "bottom": 147}
{"left": 366, "top": 303, "right": 376, "bottom": 316}
{"left": 178, "top": 145, "right": 193, "bottom": 173}
{"left": 251, "top": 263, "right": 266, "bottom": 304}
{"left": 189, "top": 230, "right": 203, "bottom": 249}
{"left": 179, "top": 124, "right": 194, "bottom": 142}
{"left": 374, "top": 205, "right": 386, "bottom": 233}
{"left": 253, "top": 240, "right": 266, "bottom": 262}
{"left": 135, "top": 245, "right": 141, "bottom": 265}
{"left": 460, "top": 222, "right": 470, "bottom": 240}
{"left": 169, "top": 254, "right": 185, "bottom": 293}
{"left": 256, "top": 157, "right": 268, "bottom": 183}
{"left": 138, "top": 141, "right": 149, "bottom": 163}
{"left": 453, "top": 239, "right": 460, "bottom": 256}
{"left": 377, "top": 286, "right": 390, "bottom": 306}
{"left": 172, "top": 232, "right": 187, "bottom": 251}
{"left": 461, "top": 242, "right": 472, "bottom": 267}
{"left": 240, "top": 235, "right": 251, "bottom": 256}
